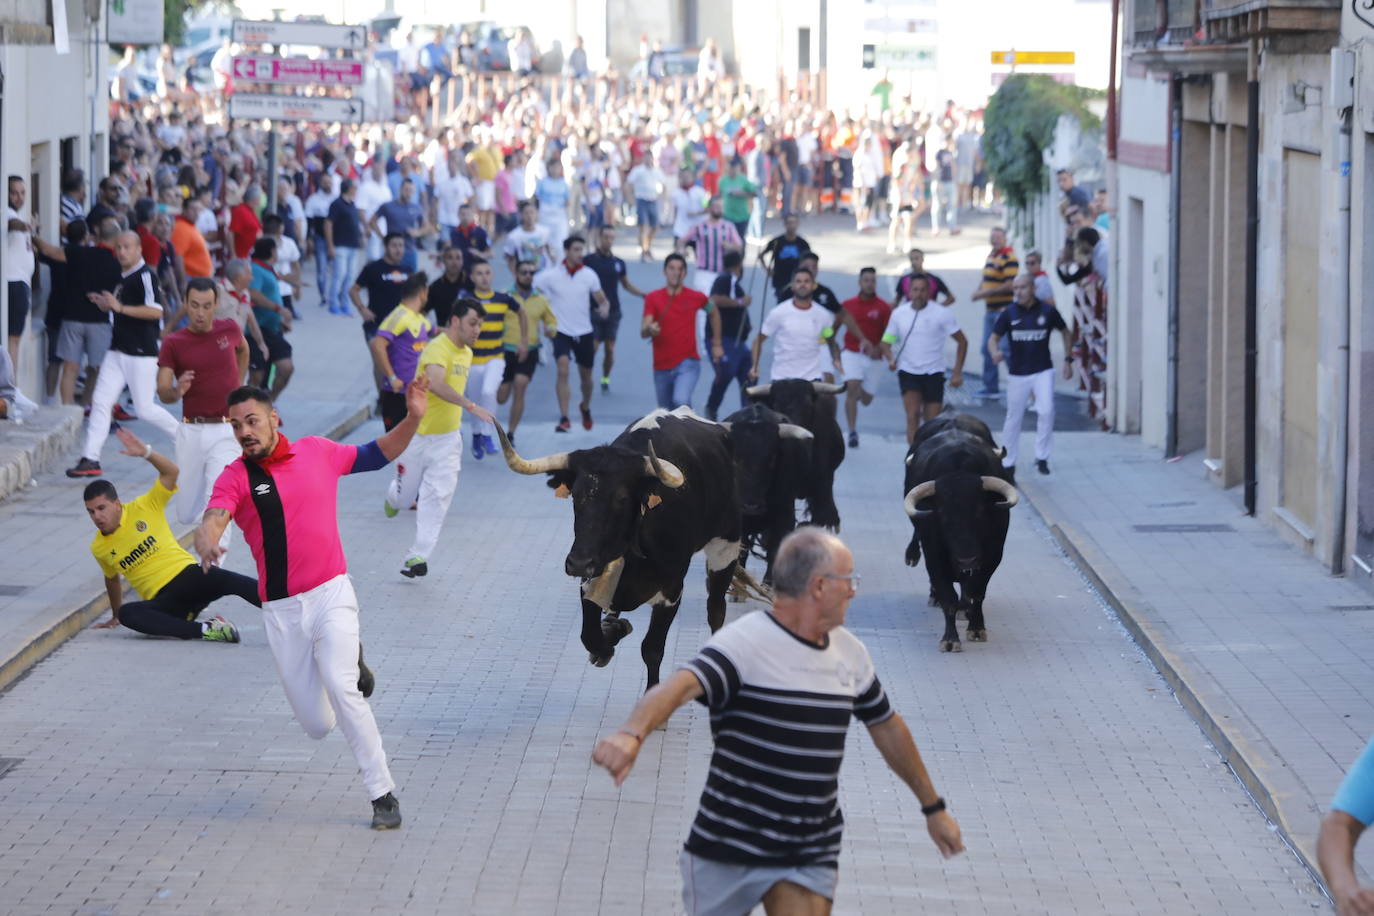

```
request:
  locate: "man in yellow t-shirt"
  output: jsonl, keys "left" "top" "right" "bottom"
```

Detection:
{"left": 467, "top": 142, "right": 500, "bottom": 233}
{"left": 86, "top": 427, "right": 259, "bottom": 641}
{"left": 383, "top": 299, "right": 495, "bottom": 578}
{"left": 498, "top": 259, "right": 558, "bottom": 442}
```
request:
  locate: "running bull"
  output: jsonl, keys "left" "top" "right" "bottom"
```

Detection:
{"left": 903, "top": 413, "right": 1019, "bottom": 652}
{"left": 496, "top": 407, "right": 749, "bottom": 689}
{"left": 719, "top": 403, "right": 814, "bottom": 584}
{"left": 743, "top": 379, "right": 846, "bottom": 531}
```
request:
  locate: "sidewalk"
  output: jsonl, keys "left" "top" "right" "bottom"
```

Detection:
{"left": 0, "top": 403, "right": 82, "bottom": 501}
{"left": 1017, "top": 429, "right": 1374, "bottom": 882}
{"left": 0, "top": 299, "right": 377, "bottom": 692}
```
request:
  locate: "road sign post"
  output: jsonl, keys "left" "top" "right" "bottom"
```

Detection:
{"left": 228, "top": 93, "right": 365, "bottom": 124}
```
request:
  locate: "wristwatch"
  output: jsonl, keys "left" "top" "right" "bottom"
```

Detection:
{"left": 921, "top": 797, "right": 946, "bottom": 816}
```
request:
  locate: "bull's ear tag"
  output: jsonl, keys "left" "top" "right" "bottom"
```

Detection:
{"left": 554, "top": 483, "right": 571, "bottom": 499}
{"left": 646, "top": 493, "right": 663, "bottom": 509}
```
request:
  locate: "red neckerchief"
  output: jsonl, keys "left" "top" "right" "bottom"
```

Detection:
{"left": 253, "top": 433, "right": 293, "bottom": 466}
{"left": 251, "top": 258, "right": 277, "bottom": 276}
{"left": 562, "top": 259, "right": 584, "bottom": 275}
{"left": 1033, "top": 269, "right": 1048, "bottom": 278}
{"left": 993, "top": 246, "right": 1013, "bottom": 259}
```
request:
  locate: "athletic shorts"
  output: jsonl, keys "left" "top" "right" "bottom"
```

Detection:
{"left": 56, "top": 320, "right": 113, "bottom": 366}
{"left": 898, "top": 370, "right": 945, "bottom": 403}
{"left": 377, "top": 389, "right": 407, "bottom": 432}
{"left": 553, "top": 331, "right": 595, "bottom": 369}
{"left": 475, "top": 180, "right": 496, "bottom": 211}
{"left": 7, "top": 281, "right": 30, "bottom": 337}
{"left": 679, "top": 849, "right": 837, "bottom": 916}
{"left": 635, "top": 198, "right": 659, "bottom": 229}
{"left": 840, "top": 349, "right": 885, "bottom": 397}
{"left": 501, "top": 348, "right": 538, "bottom": 383}
{"left": 249, "top": 328, "right": 292, "bottom": 372}
{"left": 590, "top": 311, "right": 621, "bottom": 343}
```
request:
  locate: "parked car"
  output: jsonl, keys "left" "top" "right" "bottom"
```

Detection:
{"left": 458, "top": 21, "right": 515, "bottom": 72}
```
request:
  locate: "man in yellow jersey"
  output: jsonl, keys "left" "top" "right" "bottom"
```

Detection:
{"left": 464, "top": 258, "right": 526, "bottom": 459}
{"left": 498, "top": 259, "right": 558, "bottom": 442}
{"left": 86, "top": 426, "right": 258, "bottom": 639}
{"left": 385, "top": 299, "right": 495, "bottom": 578}
{"left": 369, "top": 272, "right": 435, "bottom": 431}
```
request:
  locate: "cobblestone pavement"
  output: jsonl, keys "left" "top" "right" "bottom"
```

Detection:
{"left": 0, "top": 216, "right": 1325, "bottom": 914}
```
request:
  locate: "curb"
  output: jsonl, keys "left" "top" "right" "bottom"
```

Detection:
{"left": 0, "top": 399, "right": 374, "bottom": 697}
{"left": 1016, "top": 478, "right": 1327, "bottom": 891}
{"left": 0, "top": 405, "right": 83, "bottom": 503}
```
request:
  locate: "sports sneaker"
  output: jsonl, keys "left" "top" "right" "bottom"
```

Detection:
{"left": 202, "top": 616, "right": 240, "bottom": 643}
{"left": 482, "top": 434, "right": 499, "bottom": 456}
{"left": 370, "top": 792, "right": 402, "bottom": 830}
{"left": 555, "top": 417, "right": 571, "bottom": 433}
{"left": 65, "top": 457, "right": 102, "bottom": 478}
{"left": 471, "top": 434, "right": 486, "bottom": 460}
{"left": 112, "top": 404, "right": 136, "bottom": 421}
{"left": 580, "top": 404, "right": 593, "bottom": 430}
{"left": 400, "top": 556, "right": 428, "bottom": 578}
{"left": 847, "top": 431, "right": 859, "bottom": 448}
{"left": 600, "top": 376, "right": 610, "bottom": 393}
{"left": 382, "top": 497, "right": 399, "bottom": 518}
{"left": 1036, "top": 459, "right": 1051, "bottom": 476}
{"left": 357, "top": 646, "right": 375, "bottom": 698}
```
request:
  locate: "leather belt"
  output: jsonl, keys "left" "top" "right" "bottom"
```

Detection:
{"left": 183, "top": 416, "right": 228, "bottom": 424}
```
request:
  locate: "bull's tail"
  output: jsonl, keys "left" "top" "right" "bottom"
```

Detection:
{"left": 729, "top": 566, "right": 774, "bottom": 604}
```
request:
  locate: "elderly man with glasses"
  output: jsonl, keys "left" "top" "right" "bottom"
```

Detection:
{"left": 594, "top": 526, "right": 964, "bottom": 916}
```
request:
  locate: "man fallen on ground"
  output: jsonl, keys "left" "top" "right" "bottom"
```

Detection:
{"left": 86, "top": 426, "right": 257, "bottom": 640}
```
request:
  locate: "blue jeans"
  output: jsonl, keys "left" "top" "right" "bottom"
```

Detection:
{"left": 704, "top": 340, "right": 752, "bottom": 419}
{"left": 401, "top": 245, "right": 418, "bottom": 273}
{"left": 654, "top": 358, "right": 701, "bottom": 409}
{"left": 981, "top": 309, "right": 1011, "bottom": 393}
{"left": 310, "top": 230, "right": 332, "bottom": 302}
{"left": 748, "top": 194, "right": 767, "bottom": 240}
{"left": 329, "top": 246, "right": 360, "bottom": 313}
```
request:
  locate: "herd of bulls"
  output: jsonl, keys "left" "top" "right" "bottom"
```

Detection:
{"left": 492, "top": 382, "right": 1022, "bottom": 689}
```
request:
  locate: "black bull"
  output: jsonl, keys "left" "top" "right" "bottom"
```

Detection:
{"left": 720, "top": 403, "right": 815, "bottom": 584}
{"left": 495, "top": 410, "right": 745, "bottom": 689}
{"left": 743, "top": 378, "right": 846, "bottom": 531}
{"left": 903, "top": 413, "right": 1020, "bottom": 653}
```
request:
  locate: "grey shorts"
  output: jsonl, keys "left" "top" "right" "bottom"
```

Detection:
{"left": 56, "top": 320, "right": 113, "bottom": 366}
{"left": 680, "top": 849, "right": 838, "bottom": 916}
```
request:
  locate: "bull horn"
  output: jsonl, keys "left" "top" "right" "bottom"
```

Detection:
{"left": 643, "top": 442, "right": 686, "bottom": 488}
{"left": 811, "top": 381, "right": 846, "bottom": 395}
{"left": 718, "top": 421, "right": 732, "bottom": 431}
{"left": 495, "top": 422, "right": 570, "bottom": 475}
{"left": 779, "top": 424, "right": 813, "bottom": 440}
{"left": 744, "top": 383, "right": 772, "bottom": 399}
{"left": 981, "top": 476, "right": 1020, "bottom": 508}
{"left": 903, "top": 481, "right": 937, "bottom": 518}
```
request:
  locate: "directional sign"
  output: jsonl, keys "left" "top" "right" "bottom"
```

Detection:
{"left": 862, "top": 44, "right": 937, "bottom": 71}
{"left": 232, "top": 56, "right": 364, "bottom": 86}
{"left": 990, "top": 50, "right": 1076, "bottom": 65}
{"left": 229, "top": 93, "right": 365, "bottom": 124}
{"left": 232, "top": 19, "right": 365, "bottom": 50}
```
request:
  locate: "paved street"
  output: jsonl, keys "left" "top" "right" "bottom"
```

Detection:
{"left": 0, "top": 217, "right": 1325, "bottom": 913}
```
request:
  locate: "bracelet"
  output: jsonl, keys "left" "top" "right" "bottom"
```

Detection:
{"left": 617, "top": 728, "right": 644, "bottom": 745}
{"left": 921, "top": 797, "right": 946, "bottom": 816}
{"left": 142, "top": 444, "right": 153, "bottom": 459}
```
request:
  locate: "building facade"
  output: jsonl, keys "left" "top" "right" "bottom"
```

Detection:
{"left": 1112, "top": 0, "right": 1374, "bottom": 586}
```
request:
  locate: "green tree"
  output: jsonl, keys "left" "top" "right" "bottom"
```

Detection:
{"left": 982, "top": 75, "right": 1103, "bottom": 213}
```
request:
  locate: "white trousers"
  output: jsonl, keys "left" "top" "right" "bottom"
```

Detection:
{"left": 539, "top": 209, "right": 568, "bottom": 256}
{"left": 1001, "top": 368, "right": 1055, "bottom": 467}
{"left": 261, "top": 574, "right": 394, "bottom": 800}
{"left": 467, "top": 359, "right": 504, "bottom": 440}
{"left": 386, "top": 429, "right": 462, "bottom": 562}
{"left": 174, "top": 421, "right": 240, "bottom": 555}
{"left": 83, "top": 350, "right": 179, "bottom": 461}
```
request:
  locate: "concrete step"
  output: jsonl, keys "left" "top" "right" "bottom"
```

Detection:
{"left": 0, "top": 405, "right": 83, "bottom": 503}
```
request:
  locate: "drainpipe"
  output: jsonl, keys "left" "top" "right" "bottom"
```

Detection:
{"left": 1165, "top": 74, "right": 1182, "bottom": 458}
{"left": 1330, "top": 48, "right": 1355, "bottom": 572}
{"left": 1107, "top": 0, "right": 1119, "bottom": 161}
{"left": 1243, "top": 39, "right": 1260, "bottom": 516}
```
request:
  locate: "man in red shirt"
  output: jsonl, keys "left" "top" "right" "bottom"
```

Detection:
{"left": 641, "top": 252, "right": 718, "bottom": 410}
{"left": 839, "top": 267, "right": 893, "bottom": 448}
{"left": 226, "top": 184, "right": 263, "bottom": 261}
{"left": 157, "top": 277, "right": 249, "bottom": 552}
{"left": 134, "top": 198, "right": 164, "bottom": 268}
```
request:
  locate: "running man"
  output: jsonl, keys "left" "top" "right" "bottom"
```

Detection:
{"left": 593, "top": 527, "right": 963, "bottom": 915}
{"left": 499, "top": 260, "right": 557, "bottom": 442}
{"left": 385, "top": 299, "right": 495, "bottom": 578}
{"left": 583, "top": 225, "right": 647, "bottom": 393}
{"left": 838, "top": 267, "right": 893, "bottom": 448}
{"left": 535, "top": 235, "right": 610, "bottom": 432}
{"left": 881, "top": 273, "right": 967, "bottom": 444}
{"left": 748, "top": 266, "right": 841, "bottom": 383}
{"left": 465, "top": 258, "right": 525, "bottom": 459}
{"left": 369, "top": 272, "right": 434, "bottom": 431}
{"left": 194, "top": 381, "right": 434, "bottom": 830}
{"left": 894, "top": 248, "right": 955, "bottom": 306}
{"left": 87, "top": 426, "right": 256, "bottom": 640}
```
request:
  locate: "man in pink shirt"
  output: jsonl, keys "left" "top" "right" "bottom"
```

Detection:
{"left": 194, "top": 378, "right": 430, "bottom": 830}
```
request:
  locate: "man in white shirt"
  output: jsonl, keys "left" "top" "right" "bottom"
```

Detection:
{"left": 534, "top": 235, "right": 610, "bottom": 433}
{"left": 357, "top": 161, "right": 393, "bottom": 261}
{"left": 880, "top": 275, "right": 967, "bottom": 444}
{"left": 303, "top": 174, "right": 338, "bottom": 306}
{"left": 6, "top": 176, "right": 35, "bottom": 367}
{"left": 432, "top": 151, "right": 474, "bottom": 244}
{"left": 627, "top": 154, "right": 666, "bottom": 261}
{"left": 748, "top": 267, "right": 840, "bottom": 383}
{"left": 670, "top": 170, "right": 709, "bottom": 247}
{"left": 502, "top": 201, "right": 555, "bottom": 273}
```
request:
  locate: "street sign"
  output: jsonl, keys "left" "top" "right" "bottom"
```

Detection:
{"left": 990, "top": 50, "right": 1076, "bottom": 65}
{"left": 232, "top": 56, "right": 364, "bottom": 86}
{"left": 232, "top": 19, "right": 365, "bottom": 50}
{"left": 107, "top": 0, "right": 164, "bottom": 45}
{"left": 862, "top": 44, "right": 937, "bottom": 71}
{"left": 229, "top": 93, "right": 365, "bottom": 123}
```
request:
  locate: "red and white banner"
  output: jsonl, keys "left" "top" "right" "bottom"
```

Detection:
{"left": 231, "top": 57, "right": 364, "bottom": 87}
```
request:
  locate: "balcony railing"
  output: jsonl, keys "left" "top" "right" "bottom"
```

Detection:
{"left": 1130, "top": 0, "right": 1201, "bottom": 46}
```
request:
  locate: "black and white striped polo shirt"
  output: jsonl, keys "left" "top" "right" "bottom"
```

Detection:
{"left": 682, "top": 610, "right": 893, "bottom": 867}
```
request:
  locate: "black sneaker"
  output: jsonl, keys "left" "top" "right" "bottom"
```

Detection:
{"left": 370, "top": 792, "right": 401, "bottom": 830}
{"left": 66, "top": 457, "right": 102, "bottom": 478}
{"left": 357, "top": 646, "right": 375, "bottom": 698}
{"left": 555, "top": 417, "right": 571, "bottom": 433}
{"left": 400, "top": 556, "right": 428, "bottom": 578}
{"left": 1036, "top": 459, "right": 1051, "bottom": 476}
{"left": 847, "top": 431, "right": 859, "bottom": 448}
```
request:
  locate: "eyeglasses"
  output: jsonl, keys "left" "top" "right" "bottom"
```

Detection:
{"left": 821, "top": 573, "right": 860, "bottom": 591}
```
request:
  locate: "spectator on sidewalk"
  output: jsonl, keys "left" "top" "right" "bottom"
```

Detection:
{"left": 988, "top": 272, "right": 1073, "bottom": 479}
{"left": 0, "top": 346, "right": 15, "bottom": 418}
{"left": 642, "top": 252, "right": 714, "bottom": 410}
{"left": 703, "top": 251, "right": 753, "bottom": 420}
{"left": 264, "top": 214, "right": 302, "bottom": 319}
{"left": 225, "top": 184, "right": 263, "bottom": 262}
{"left": 357, "top": 160, "right": 393, "bottom": 262}
{"left": 1056, "top": 168, "right": 1091, "bottom": 218}
{"left": 1319, "top": 737, "right": 1374, "bottom": 916}
{"left": 304, "top": 173, "right": 337, "bottom": 306}
{"left": 85, "top": 426, "right": 257, "bottom": 640}
{"left": 592, "top": 526, "right": 963, "bottom": 916}
{"left": 370, "top": 178, "right": 430, "bottom": 273}
{"left": 34, "top": 219, "right": 121, "bottom": 407}
{"left": 7, "top": 175, "right": 35, "bottom": 368}
{"left": 969, "top": 226, "right": 1017, "bottom": 398}
{"left": 839, "top": 268, "right": 893, "bottom": 449}
{"left": 881, "top": 273, "right": 966, "bottom": 444}
{"left": 173, "top": 198, "right": 213, "bottom": 280}
{"left": 499, "top": 261, "right": 557, "bottom": 442}
{"left": 247, "top": 240, "right": 295, "bottom": 397}
{"left": 930, "top": 139, "right": 959, "bottom": 237}
{"left": 369, "top": 272, "right": 434, "bottom": 432}
{"left": 1025, "top": 250, "right": 1055, "bottom": 306}
{"left": 326, "top": 179, "right": 365, "bottom": 316}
